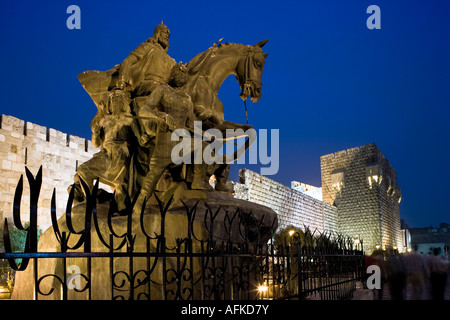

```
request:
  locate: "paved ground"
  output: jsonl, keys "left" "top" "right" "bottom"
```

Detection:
{"left": 352, "top": 274, "right": 450, "bottom": 300}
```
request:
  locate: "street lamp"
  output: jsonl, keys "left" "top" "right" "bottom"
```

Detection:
{"left": 257, "top": 282, "right": 269, "bottom": 300}
{"left": 288, "top": 230, "right": 300, "bottom": 244}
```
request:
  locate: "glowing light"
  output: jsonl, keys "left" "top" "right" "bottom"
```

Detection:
{"left": 257, "top": 283, "right": 268, "bottom": 294}
{"left": 387, "top": 185, "right": 392, "bottom": 195}
{"left": 0, "top": 286, "right": 11, "bottom": 300}
{"left": 288, "top": 230, "right": 295, "bottom": 237}
{"left": 368, "top": 175, "right": 381, "bottom": 189}
{"left": 332, "top": 181, "right": 343, "bottom": 191}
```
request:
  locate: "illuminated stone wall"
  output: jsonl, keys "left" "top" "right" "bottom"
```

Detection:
{"left": 0, "top": 114, "right": 403, "bottom": 254}
{"left": 233, "top": 169, "right": 338, "bottom": 234}
{"left": 320, "top": 143, "right": 403, "bottom": 253}
{"left": 0, "top": 114, "right": 98, "bottom": 232}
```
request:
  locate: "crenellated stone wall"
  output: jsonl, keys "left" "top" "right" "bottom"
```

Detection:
{"left": 0, "top": 114, "right": 403, "bottom": 255}
{"left": 0, "top": 114, "right": 98, "bottom": 231}
{"left": 233, "top": 169, "right": 338, "bottom": 234}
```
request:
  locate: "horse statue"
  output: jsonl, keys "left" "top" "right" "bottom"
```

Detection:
{"left": 184, "top": 39, "right": 268, "bottom": 130}
{"left": 131, "top": 40, "right": 268, "bottom": 209}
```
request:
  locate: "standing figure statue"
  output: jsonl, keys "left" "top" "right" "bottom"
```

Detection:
{"left": 71, "top": 89, "right": 150, "bottom": 213}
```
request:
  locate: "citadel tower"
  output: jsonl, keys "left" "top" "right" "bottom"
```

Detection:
{"left": 320, "top": 143, "right": 403, "bottom": 252}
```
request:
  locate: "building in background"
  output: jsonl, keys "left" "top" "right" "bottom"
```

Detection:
{"left": 320, "top": 143, "right": 403, "bottom": 253}
{"left": 291, "top": 181, "right": 322, "bottom": 201}
{"left": 401, "top": 220, "right": 412, "bottom": 252}
{"left": 235, "top": 143, "right": 404, "bottom": 254}
{"left": 408, "top": 223, "right": 450, "bottom": 259}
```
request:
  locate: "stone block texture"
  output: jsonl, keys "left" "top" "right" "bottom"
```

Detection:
{"left": 234, "top": 169, "right": 338, "bottom": 234}
{"left": 0, "top": 115, "right": 98, "bottom": 232}
{"left": 0, "top": 114, "right": 402, "bottom": 255}
{"left": 320, "top": 143, "right": 402, "bottom": 253}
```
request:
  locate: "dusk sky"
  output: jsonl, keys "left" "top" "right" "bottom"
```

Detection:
{"left": 1, "top": 0, "right": 449, "bottom": 228}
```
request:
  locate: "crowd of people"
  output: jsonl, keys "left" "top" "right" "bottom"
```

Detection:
{"left": 367, "top": 246, "right": 449, "bottom": 300}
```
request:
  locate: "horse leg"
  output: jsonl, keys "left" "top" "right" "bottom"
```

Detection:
{"left": 188, "top": 139, "right": 211, "bottom": 190}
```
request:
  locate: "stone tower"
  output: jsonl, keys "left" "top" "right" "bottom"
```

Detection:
{"left": 320, "top": 143, "right": 403, "bottom": 253}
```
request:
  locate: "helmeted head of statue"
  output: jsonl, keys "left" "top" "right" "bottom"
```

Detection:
{"left": 153, "top": 21, "right": 170, "bottom": 50}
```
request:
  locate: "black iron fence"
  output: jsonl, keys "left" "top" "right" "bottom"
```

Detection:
{"left": 0, "top": 167, "right": 365, "bottom": 300}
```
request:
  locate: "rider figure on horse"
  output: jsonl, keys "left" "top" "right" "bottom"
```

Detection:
{"left": 74, "top": 22, "right": 207, "bottom": 212}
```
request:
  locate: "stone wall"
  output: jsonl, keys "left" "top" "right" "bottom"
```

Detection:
{"left": 320, "top": 143, "right": 403, "bottom": 253}
{"left": 0, "top": 114, "right": 98, "bottom": 232}
{"left": 233, "top": 169, "right": 338, "bottom": 234}
{"left": 0, "top": 114, "right": 403, "bottom": 255}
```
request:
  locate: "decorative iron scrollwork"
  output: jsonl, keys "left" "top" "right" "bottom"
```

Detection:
{"left": 1, "top": 166, "right": 364, "bottom": 300}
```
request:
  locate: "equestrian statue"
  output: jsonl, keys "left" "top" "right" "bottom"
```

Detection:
{"left": 72, "top": 22, "right": 269, "bottom": 213}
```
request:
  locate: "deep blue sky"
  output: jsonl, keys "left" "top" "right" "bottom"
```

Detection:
{"left": 1, "top": 0, "right": 449, "bottom": 228}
